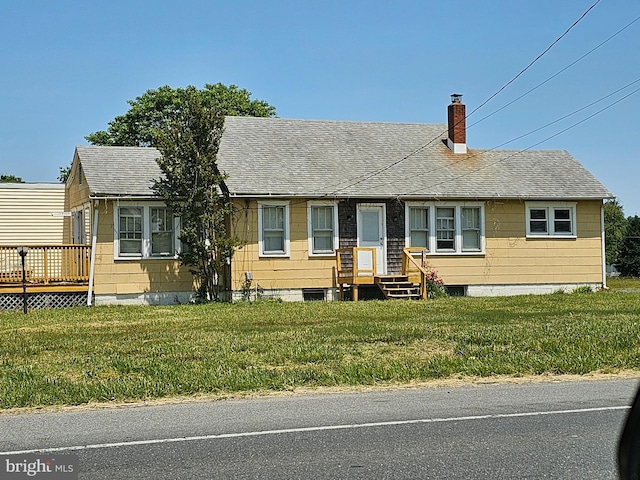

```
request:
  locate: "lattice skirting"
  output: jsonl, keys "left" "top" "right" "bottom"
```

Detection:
{"left": 0, "top": 292, "right": 89, "bottom": 310}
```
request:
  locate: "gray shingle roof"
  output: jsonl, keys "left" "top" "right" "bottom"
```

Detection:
{"left": 76, "top": 116, "right": 612, "bottom": 200}
{"left": 75, "top": 145, "right": 162, "bottom": 197}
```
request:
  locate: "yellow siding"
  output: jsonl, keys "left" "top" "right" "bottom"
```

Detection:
{"left": 231, "top": 200, "right": 337, "bottom": 291}
{"left": 66, "top": 161, "right": 90, "bottom": 211}
{"left": 64, "top": 154, "right": 91, "bottom": 244}
{"left": 425, "top": 200, "right": 603, "bottom": 285}
{"left": 91, "top": 201, "right": 194, "bottom": 295}
{"left": 64, "top": 157, "right": 194, "bottom": 297}
{"left": 230, "top": 199, "right": 604, "bottom": 291}
{"left": 0, "top": 184, "right": 65, "bottom": 245}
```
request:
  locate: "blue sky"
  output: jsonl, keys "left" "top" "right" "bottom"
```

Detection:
{"left": 1, "top": 0, "right": 639, "bottom": 215}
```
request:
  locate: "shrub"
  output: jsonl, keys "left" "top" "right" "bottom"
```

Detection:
{"left": 572, "top": 285, "right": 593, "bottom": 294}
{"left": 426, "top": 269, "right": 448, "bottom": 298}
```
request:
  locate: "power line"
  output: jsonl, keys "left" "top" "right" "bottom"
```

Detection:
{"left": 401, "top": 83, "right": 640, "bottom": 197}
{"left": 468, "top": 13, "right": 640, "bottom": 130}
{"left": 361, "top": 76, "right": 640, "bottom": 197}
{"left": 302, "top": 0, "right": 603, "bottom": 201}
{"left": 232, "top": 77, "right": 637, "bottom": 210}
{"left": 466, "top": 0, "right": 602, "bottom": 119}
{"left": 233, "top": 75, "right": 635, "bottom": 211}
{"left": 486, "top": 77, "right": 640, "bottom": 150}
{"left": 231, "top": 0, "right": 609, "bottom": 211}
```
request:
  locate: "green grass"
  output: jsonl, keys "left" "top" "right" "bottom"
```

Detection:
{"left": 1, "top": 292, "right": 639, "bottom": 409}
{"left": 608, "top": 276, "right": 640, "bottom": 290}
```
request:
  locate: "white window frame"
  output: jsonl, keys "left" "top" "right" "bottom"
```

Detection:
{"left": 114, "top": 202, "right": 181, "bottom": 260}
{"left": 258, "top": 201, "right": 290, "bottom": 257}
{"left": 117, "top": 206, "right": 143, "bottom": 257}
{"left": 436, "top": 206, "right": 456, "bottom": 252}
{"left": 525, "top": 202, "right": 577, "bottom": 238}
{"left": 405, "top": 202, "right": 485, "bottom": 255}
{"left": 407, "top": 205, "right": 430, "bottom": 252}
{"left": 461, "top": 206, "right": 482, "bottom": 252}
{"left": 307, "top": 201, "right": 339, "bottom": 256}
{"left": 150, "top": 207, "right": 176, "bottom": 257}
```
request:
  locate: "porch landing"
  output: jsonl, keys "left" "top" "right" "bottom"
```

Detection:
{"left": 338, "top": 275, "right": 422, "bottom": 301}
{"left": 336, "top": 247, "right": 428, "bottom": 301}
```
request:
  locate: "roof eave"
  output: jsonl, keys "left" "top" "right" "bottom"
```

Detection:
{"left": 89, "top": 193, "right": 160, "bottom": 200}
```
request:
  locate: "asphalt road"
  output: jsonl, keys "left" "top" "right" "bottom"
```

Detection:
{"left": 1, "top": 377, "right": 638, "bottom": 479}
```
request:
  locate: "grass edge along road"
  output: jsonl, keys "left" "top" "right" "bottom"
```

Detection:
{"left": 1, "top": 287, "right": 639, "bottom": 410}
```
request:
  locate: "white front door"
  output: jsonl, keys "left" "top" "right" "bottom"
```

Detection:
{"left": 357, "top": 204, "right": 386, "bottom": 275}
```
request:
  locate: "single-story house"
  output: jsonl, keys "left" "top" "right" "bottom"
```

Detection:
{"left": 64, "top": 95, "right": 613, "bottom": 304}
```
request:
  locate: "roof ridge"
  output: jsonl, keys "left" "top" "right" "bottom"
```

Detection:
{"left": 224, "top": 116, "right": 446, "bottom": 127}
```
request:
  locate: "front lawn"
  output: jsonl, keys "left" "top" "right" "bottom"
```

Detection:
{"left": 608, "top": 276, "right": 640, "bottom": 290}
{"left": 1, "top": 291, "right": 639, "bottom": 409}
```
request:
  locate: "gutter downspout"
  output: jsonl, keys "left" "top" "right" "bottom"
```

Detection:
{"left": 601, "top": 202, "right": 607, "bottom": 289}
{"left": 87, "top": 208, "right": 99, "bottom": 306}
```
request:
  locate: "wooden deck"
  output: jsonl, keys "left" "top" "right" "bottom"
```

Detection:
{"left": 0, "top": 245, "right": 91, "bottom": 293}
{"left": 336, "top": 247, "right": 428, "bottom": 300}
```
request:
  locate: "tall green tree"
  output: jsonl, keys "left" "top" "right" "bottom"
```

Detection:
{"left": 81, "top": 82, "right": 275, "bottom": 301}
{"left": 604, "top": 199, "right": 627, "bottom": 266}
{"left": 85, "top": 83, "right": 276, "bottom": 146}
{"left": 152, "top": 87, "right": 239, "bottom": 301}
{"left": 615, "top": 215, "right": 640, "bottom": 277}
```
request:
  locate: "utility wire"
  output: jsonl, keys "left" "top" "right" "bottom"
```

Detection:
{"left": 466, "top": 0, "right": 601, "bottom": 119}
{"left": 468, "top": 13, "right": 640, "bottom": 129}
{"left": 357, "top": 75, "right": 640, "bottom": 194}
{"left": 234, "top": 76, "right": 636, "bottom": 209}
{"left": 231, "top": 0, "right": 608, "bottom": 211}
{"left": 234, "top": 73, "right": 635, "bottom": 211}
{"left": 401, "top": 83, "right": 640, "bottom": 196}
{"left": 309, "top": 0, "right": 603, "bottom": 200}
{"left": 486, "top": 77, "right": 640, "bottom": 150}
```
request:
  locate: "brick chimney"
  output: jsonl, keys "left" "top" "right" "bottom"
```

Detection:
{"left": 447, "top": 94, "right": 467, "bottom": 154}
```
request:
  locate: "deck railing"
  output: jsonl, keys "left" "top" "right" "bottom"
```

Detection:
{"left": 0, "top": 245, "right": 91, "bottom": 285}
{"left": 402, "top": 247, "right": 428, "bottom": 300}
{"left": 336, "top": 247, "right": 378, "bottom": 301}
{"left": 336, "top": 247, "right": 377, "bottom": 284}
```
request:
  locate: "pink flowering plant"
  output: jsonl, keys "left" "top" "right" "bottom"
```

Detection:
{"left": 424, "top": 265, "right": 447, "bottom": 298}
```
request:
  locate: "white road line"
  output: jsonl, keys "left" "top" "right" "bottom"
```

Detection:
{"left": 0, "top": 405, "right": 630, "bottom": 455}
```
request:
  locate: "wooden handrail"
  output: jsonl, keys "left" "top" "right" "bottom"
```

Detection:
{"left": 336, "top": 247, "right": 378, "bottom": 301}
{"left": 337, "top": 247, "right": 377, "bottom": 281}
{"left": 336, "top": 248, "right": 349, "bottom": 279}
{"left": 402, "top": 247, "right": 428, "bottom": 300}
{"left": 0, "top": 245, "right": 91, "bottom": 284}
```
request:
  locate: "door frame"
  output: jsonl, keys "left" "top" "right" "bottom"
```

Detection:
{"left": 356, "top": 203, "right": 387, "bottom": 275}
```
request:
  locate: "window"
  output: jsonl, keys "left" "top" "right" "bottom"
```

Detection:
{"left": 119, "top": 207, "right": 143, "bottom": 256}
{"left": 461, "top": 207, "right": 481, "bottom": 251}
{"left": 409, "top": 206, "right": 429, "bottom": 250}
{"left": 151, "top": 208, "right": 174, "bottom": 256}
{"left": 308, "top": 203, "right": 338, "bottom": 255}
{"left": 259, "top": 201, "right": 290, "bottom": 257}
{"left": 436, "top": 207, "right": 455, "bottom": 251}
{"left": 405, "top": 202, "right": 485, "bottom": 255}
{"left": 554, "top": 209, "right": 572, "bottom": 234}
{"left": 114, "top": 203, "right": 180, "bottom": 259}
{"left": 526, "top": 203, "right": 576, "bottom": 237}
{"left": 529, "top": 208, "right": 548, "bottom": 234}
{"left": 263, "top": 206, "right": 285, "bottom": 253}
